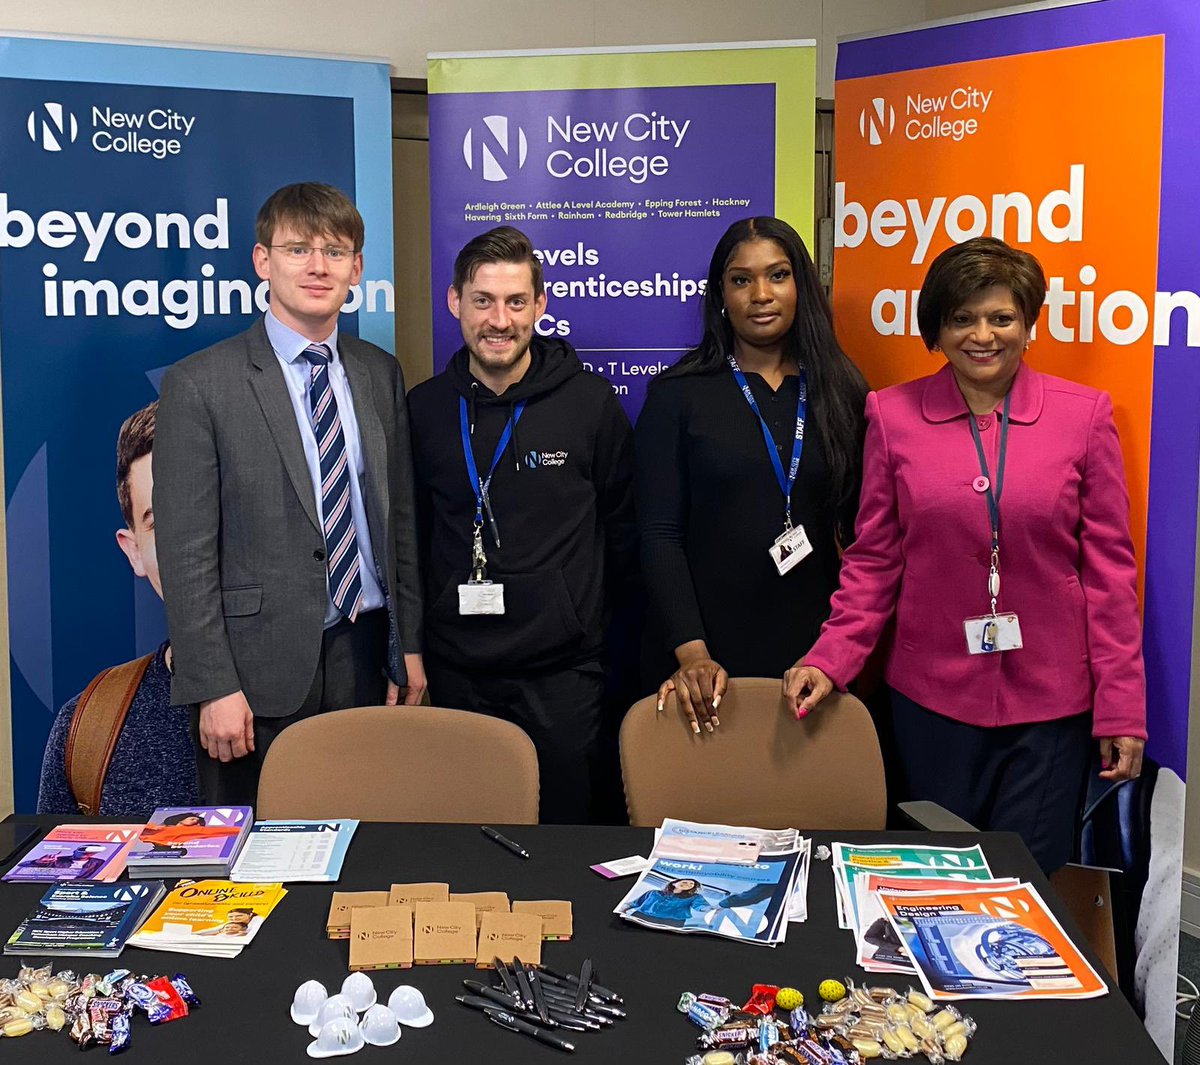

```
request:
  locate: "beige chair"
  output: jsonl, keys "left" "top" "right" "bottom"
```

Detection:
{"left": 257, "top": 705, "right": 539, "bottom": 823}
{"left": 620, "top": 677, "right": 886, "bottom": 829}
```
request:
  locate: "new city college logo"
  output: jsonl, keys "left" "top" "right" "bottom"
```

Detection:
{"left": 525, "top": 449, "right": 568, "bottom": 469}
{"left": 27, "top": 102, "right": 79, "bottom": 151}
{"left": 858, "top": 97, "right": 895, "bottom": 146}
{"left": 462, "top": 115, "right": 528, "bottom": 181}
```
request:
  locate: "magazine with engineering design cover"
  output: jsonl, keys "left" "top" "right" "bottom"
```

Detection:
{"left": 880, "top": 882, "right": 1107, "bottom": 1001}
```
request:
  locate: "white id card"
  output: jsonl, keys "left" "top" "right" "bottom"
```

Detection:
{"left": 459, "top": 582, "right": 505, "bottom": 615}
{"left": 769, "top": 524, "right": 813, "bottom": 576}
{"left": 963, "top": 613, "right": 1023, "bottom": 654}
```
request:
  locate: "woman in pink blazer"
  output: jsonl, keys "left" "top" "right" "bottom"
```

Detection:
{"left": 784, "top": 237, "right": 1146, "bottom": 872}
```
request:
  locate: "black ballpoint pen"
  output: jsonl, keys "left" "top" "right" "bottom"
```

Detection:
{"left": 457, "top": 994, "right": 550, "bottom": 1026}
{"left": 539, "top": 964, "right": 624, "bottom": 1004}
{"left": 527, "top": 964, "right": 551, "bottom": 1024}
{"left": 540, "top": 988, "right": 614, "bottom": 1017}
{"left": 538, "top": 974, "right": 625, "bottom": 1015}
{"left": 538, "top": 988, "right": 609, "bottom": 1026}
{"left": 574, "top": 959, "right": 592, "bottom": 1013}
{"left": 527, "top": 994, "right": 598, "bottom": 1031}
{"left": 513, "top": 958, "right": 536, "bottom": 1009}
{"left": 481, "top": 825, "right": 531, "bottom": 858}
{"left": 462, "top": 980, "right": 546, "bottom": 1017}
{"left": 460, "top": 993, "right": 595, "bottom": 1032}
{"left": 493, "top": 957, "right": 520, "bottom": 1000}
{"left": 483, "top": 1007, "right": 576, "bottom": 1053}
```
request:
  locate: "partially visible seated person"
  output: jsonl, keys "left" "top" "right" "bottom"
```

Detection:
{"left": 37, "top": 401, "right": 199, "bottom": 816}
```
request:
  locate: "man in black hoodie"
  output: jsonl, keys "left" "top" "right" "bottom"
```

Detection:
{"left": 408, "top": 226, "right": 636, "bottom": 824}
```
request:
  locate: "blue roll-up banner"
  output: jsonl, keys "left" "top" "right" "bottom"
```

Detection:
{"left": 0, "top": 35, "right": 395, "bottom": 810}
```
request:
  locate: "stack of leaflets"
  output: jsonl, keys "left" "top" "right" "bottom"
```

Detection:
{"left": 3, "top": 824, "right": 143, "bottom": 883}
{"left": 832, "top": 842, "right": 1007, "bottom": 973}
{"left": 126, "top": 806, "right": 253, "bottom": 879}
{"left": 4, "top": 881, "right": 166, "bottom": 957}
{"left": 129, "top": 880, "right": 287, "bottom": 958}
{"left": 229, "top": 820, "right": 358, "bottom": 883}
{"left": 653, "top": 818, "right": 813, "bottom": 923}
{"left": 613, "top": 819, "right": 810, "bottom": 946}
{"left": 878, "top": 882, "right": 1107, "bottom": 1001}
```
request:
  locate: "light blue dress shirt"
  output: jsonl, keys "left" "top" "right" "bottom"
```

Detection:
{"left": 265, "top": 310, "right": 385, "bottom": 627}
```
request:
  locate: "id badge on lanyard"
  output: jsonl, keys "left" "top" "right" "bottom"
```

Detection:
{"left": 727, "top": 356, "right": 812, "bottom": 576}
{"left": 457, "top": 396, "right": 524, "bottom": 616}
{"left": 961, "top": 392, "right": 1022, "bottom": 655}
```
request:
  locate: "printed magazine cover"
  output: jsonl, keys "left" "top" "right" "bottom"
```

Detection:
{"left": 127, "top": 801, "right": 252, "bottom": 868}
{"left": 3, "top": 825, "right": 143, "bottom": 883}
{"left": 832, "top": 843, "right": 991, "bottom": 928}
{"left": 5, "top": 881, "right": 165, "bottom": 957}
{"left": 614, "top": 851, "right": 802, "bottom": 946}
{"left": 854, "top": 875, "right": 1020, "bottom": 972}
{"left": 129, "top": 880, "right": 286, "bottom": 958}
{"left": 841, "top": 861, "right": 1000, "bottom": 933}
{"left": 880, "top": 882, "right": 1108, "bottom": 1000}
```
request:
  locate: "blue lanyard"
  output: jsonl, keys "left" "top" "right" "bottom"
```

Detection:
{"left": 967, "top": 391, "right": 1010, "bottom": 552}
{"left": 727, "top": 355, "right": 807, "bottom": 528}
{"left": 459, "top": 396, "right": 525, "bottom": 547}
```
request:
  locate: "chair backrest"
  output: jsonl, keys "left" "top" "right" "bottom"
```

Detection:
{"left": 620, "top": 677, "right": 886, "bottom": 829}
{"left": 257, "top": 706, "right": 539, "bottom": 823}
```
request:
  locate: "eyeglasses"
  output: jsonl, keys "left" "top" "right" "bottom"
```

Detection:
{"left": 270, "top": 243, "right": 356, "bottom": 263}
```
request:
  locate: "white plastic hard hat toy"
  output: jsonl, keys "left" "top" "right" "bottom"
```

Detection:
{"left": 290, "top": 980, "right": 329, "bottom": 1026}
{"left": 359, "top": 1004, "right": 402, "bottom": 1047}
{"left": 340, "top": 972, "right": 377, "bottom": 1012}
{"left": 387, "top": 985, "right": 434, "bottom": 1027}
{"left": 309, "top": 993, "right": 357, "bottom": 1037}
{"left": 307, "top": 1016, "right": 365, "bottom": 1058}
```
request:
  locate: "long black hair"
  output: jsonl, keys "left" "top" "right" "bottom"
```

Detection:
{"left": 665, "top": 217, "right": 869, "bottom": 534}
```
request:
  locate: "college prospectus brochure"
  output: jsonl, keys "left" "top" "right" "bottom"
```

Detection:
{"left": 614, "top": 850, "right": 802, "bottom": 946}
{"left": 126, "top": 807, "right": 253, "bottom": 877}
{"left": 879, "top": 882, "right": 1107, "bottom": 1001}
{"left": 128, "top": 880, "right": 286, "bottom": 958}
{"left": 854, "top": 875, "right": 1021, "bottom": 973}
{"left": 4, "top": 881, "right": 166, "bottom": 957}
{"left": 831, "top": 842, "right": 991, "bottom": 929}
{"left": 229, "top": 820, "right": 358, "bottom": 882}
{"left": 3, "top": 824, "right": 143, "bottom": 883}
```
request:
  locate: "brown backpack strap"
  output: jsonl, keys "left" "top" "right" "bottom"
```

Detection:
{"left": 65, "top": 653, "right": 155, "bottom": 815}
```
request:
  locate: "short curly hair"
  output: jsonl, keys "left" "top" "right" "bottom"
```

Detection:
{"left": 917, "top": 237, "right": 1047, "bottom": 349}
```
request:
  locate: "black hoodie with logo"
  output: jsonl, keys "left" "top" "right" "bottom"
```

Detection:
{"left": 408, "top": 337, "right": 636, "bottom": 672}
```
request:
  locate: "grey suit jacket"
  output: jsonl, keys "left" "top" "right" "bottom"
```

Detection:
{"left": 155, "top": 318, "right": 422, "bottom": 717}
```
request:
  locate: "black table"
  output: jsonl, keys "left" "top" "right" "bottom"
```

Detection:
{"left": 0, "top": 821, "right": 1163, "bottom": 1063}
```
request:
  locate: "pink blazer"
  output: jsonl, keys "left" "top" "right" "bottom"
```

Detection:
{"left": 805, "top": 362, "right": 1146, "bottom": 739}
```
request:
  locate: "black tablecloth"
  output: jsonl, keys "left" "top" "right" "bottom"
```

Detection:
{"left": 0, "top": 821, "right": 1162, "bottom": 1063}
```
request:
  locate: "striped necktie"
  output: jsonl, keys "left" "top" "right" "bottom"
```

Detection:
{"left": 302, "top": 343, "right": 363, "bottom": 622}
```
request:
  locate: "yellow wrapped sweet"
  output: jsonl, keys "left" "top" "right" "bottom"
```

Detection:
{"left": 818, "top": 979, "right": 847, "bottom": 1002}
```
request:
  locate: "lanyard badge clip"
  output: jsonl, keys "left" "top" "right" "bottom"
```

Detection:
{"left": 470, "top": 519, "right": 489, "bottom": 584}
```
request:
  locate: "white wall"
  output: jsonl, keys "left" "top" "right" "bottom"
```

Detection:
{"left": 0, "top": 0, "right": 963, "bottom": 98}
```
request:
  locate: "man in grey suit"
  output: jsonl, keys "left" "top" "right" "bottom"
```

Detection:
{"left": 156, "top": 183, "right": 424, "bottom": 804}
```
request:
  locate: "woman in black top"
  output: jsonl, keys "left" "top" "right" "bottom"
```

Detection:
{"left": 635, "top": 217, "right": 868, "bottom": 734}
